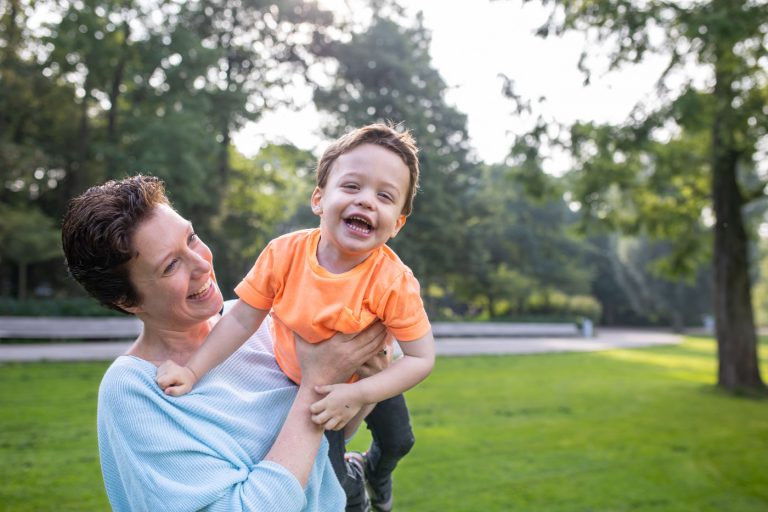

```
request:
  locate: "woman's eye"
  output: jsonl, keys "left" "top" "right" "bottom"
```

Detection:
{"left": 164, "top": 259, "right": 178, "bottom": 274}
{"left": 188, "top": 232, "right": 198, "bottom": 244}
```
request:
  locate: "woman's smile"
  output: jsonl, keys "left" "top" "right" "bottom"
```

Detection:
{"left": 188, "top": 279, "right": 215, "bottom": 300}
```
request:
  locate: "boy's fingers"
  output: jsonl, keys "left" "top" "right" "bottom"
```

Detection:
{"left": 311, "top": 411, "right": 329, "bottom": 425}
{"left": 324, "top": 418, "right": 340, "bottom": 431}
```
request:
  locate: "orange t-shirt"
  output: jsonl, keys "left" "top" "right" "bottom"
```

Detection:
{"left": 234, "top": 228, "right": 431, "bottom": 384}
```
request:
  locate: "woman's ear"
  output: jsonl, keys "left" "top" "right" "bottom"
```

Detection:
{"left": 390, "top": 215, "right": 407, "bottom": 238}
{"left": 116, "top": 298, "right": 143, "bottom": 315}
{"left": 310, "top": 187, "right": 324, "bottom": 215}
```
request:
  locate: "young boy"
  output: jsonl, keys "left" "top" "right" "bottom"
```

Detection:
{"left": 157, "top": 123, "right": 434, "bottom": 511}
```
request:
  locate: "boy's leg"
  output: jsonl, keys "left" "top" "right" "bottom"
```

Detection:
{"left": 324, "top": 430, "right": 370, "bottom": 512}
{"left": 364, "top": 394, "right": 415, "bottom": 511}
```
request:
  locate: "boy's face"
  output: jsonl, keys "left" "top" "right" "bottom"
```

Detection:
{"left": 311, "top": 143, "right": 409, "bottom": 262}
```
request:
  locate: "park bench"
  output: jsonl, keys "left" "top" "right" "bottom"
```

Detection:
{"left": 0, "top": 317, "right": 141, "bottom": 339}
{"left": 431, "top": 322, "right": 585, "bottom": 338}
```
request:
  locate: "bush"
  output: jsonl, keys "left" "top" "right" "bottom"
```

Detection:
{"left": 523, "top": 289, "right": 602, "bottom": 322}
{"left": 568, "top": 295, "right": 603, "bottom": 322}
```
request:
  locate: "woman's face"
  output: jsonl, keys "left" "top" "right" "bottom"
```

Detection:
{"left": 124, "top": 204, "right": 223, "bottom": 328}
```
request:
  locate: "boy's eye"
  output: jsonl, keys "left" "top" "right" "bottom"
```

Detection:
{"left": 378, "top": 192, "right": 394, "bottom": 202}
{"left": 342, "top": 183, "right": 359, "bottom": 190}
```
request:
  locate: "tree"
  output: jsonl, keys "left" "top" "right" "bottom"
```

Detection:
{"left": 455, "top": 163, "right": 593, "bottom": 319}
{"left": 0, "top": 205, "right": 61, "bottom": 299}
{"left": 213, "top": 143, "right": 317, "bottom": 292}
{"left": 526, "top": 0, "right": 767, "bottom": 392}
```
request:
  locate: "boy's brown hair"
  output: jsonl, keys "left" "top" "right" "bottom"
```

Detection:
{"left": 316, "top": 123, "right": 420, "bottom": 216}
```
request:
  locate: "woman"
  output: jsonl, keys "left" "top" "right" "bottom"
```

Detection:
{"left": 62, "top": 175, "right": 385, "bottom": 511}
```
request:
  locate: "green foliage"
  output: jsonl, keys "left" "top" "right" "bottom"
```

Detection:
{"left": 523, "top": 0, "right": 768, "bottom": 387}
{"left": 210, "top": 143, "right": 317, "bottom": 292}
{"left": 451, "top": 163, "right": 596, "bottom": 319}
{"left": 565, "top": 117, "right": 712, "bottom": 281}
{"left": 0, "top": 204, "right": 62, "bottom": 299}
{"left": 751, "top": 240, "right": 768, "bottom": 327}
{"left": 590, "top": 234, "right": 713, "bottom": 328}
{"left": 0, "top": 0, "right": 340, "bottom": 298}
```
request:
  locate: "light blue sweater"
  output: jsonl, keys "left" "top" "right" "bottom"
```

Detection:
{"left": 97, "top": 321, "right": 345, "bottom": 511}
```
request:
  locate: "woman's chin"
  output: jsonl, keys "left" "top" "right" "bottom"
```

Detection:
{"left": 187, "top": 282, "right": 223, "bottom": 316}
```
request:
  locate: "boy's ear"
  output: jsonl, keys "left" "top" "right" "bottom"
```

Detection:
{"left": 310, "top": 187, "right": 323, "bottom": 215}
{"left": 390, "top": 215, "right": 407, "bottom": 238}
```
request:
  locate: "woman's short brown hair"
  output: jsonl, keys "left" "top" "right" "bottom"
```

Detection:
{"left": 316, "top": 123, "right": 420, "bottom": 216}
{"left": 61, "top": 175, "right": 170, "bottom": 314}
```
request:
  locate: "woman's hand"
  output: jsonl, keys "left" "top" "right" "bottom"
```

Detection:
{"left": 295, "top": 322, "right": 387, "bottom": 386}
{"left": 356, "top": 345, "right": 392, "bottom": 380}
{"left": 307, "top": 344, "right": 392, "bottom": 430}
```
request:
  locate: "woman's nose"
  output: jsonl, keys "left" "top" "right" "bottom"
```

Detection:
{"left": 190, "top": 249, "right": 211, "bottom": 275}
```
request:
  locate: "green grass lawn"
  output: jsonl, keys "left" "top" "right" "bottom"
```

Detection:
{"left": 1, "top": 337, "right": 767, "bottom": 511}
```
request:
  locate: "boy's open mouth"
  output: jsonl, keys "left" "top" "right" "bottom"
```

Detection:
{"left": 344, "top": 215, "right": 373, "bottom": 235}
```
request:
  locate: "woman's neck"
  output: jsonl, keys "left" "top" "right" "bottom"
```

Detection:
{"left": 126, "top": 317, "right": 215, "bottom": 366}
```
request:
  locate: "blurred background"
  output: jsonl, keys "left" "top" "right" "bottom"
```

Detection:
{"left": 1, "top": 0, "right": 766, "bottom": 336}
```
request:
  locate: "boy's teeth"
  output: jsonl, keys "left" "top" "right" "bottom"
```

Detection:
{"left": 346, "top": 217, "right": 372, "bottom": 233}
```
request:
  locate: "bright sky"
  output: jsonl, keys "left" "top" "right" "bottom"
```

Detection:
{"left": 233, "top": 0, "right": 672, "bottom": 171}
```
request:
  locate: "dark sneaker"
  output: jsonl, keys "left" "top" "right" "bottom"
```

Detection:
{"left": 361, "top": 452, "right": 393, "bottom": 512}
{"left": 344, "top": 451, "right": 371, "bottom": 512}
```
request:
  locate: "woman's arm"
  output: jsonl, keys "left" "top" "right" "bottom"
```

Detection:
{"left": 263, "top": 322, "right": 388, "bottom": 485}
{"left": 309, "top": 330, "right": 435, "bottom": 430}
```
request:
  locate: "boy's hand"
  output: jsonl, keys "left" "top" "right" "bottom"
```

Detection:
{"left": 309, "top": 383, "right": 365, "bottom": 431}
{"left": 156, "top": 360, "right": 198, "bottom": 396}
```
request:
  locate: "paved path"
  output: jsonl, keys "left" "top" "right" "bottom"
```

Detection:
{"left": 0, "top": 326, "right": 682, "bottom": 362}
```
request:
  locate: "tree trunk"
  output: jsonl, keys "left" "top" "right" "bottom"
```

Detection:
{"left": 487, "top": 293, "right": 496, "bottom": 320}
{"left": 64, "top": 76, "right": 91, "bottom": 200}
{"left": 711, "top": 71, "right": 764, "bottom": 391}
{"left": 17, "top": 261, "right": 27, "bottom": 300}
{"left": 106, "top": 21, "right": 130, "bottom": 177}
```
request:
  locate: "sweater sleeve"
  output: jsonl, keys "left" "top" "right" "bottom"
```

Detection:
{"left": 97, "top": 363, "right": 308, "bottom": 512}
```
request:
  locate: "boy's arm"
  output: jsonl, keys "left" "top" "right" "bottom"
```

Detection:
{"left": 157, "top": 299, "right": 269, "bottom": 396}
{"left": 309, "top": 330, "right": 435, "bottom": 429}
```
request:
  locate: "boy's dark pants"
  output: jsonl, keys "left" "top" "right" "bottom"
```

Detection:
{"left": 325, "top": 394, "right": 415, "bottom": 512}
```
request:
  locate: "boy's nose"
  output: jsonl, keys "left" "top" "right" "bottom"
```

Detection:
{"left": 355, "top": 192, "right": 374, "bottom": 209}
